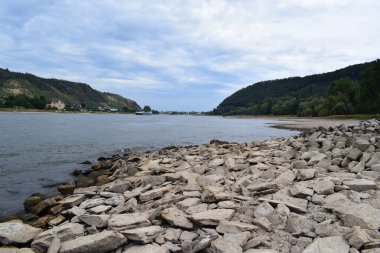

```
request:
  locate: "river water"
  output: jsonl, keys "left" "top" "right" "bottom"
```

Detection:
{"left": 0, "top": 112, "right": 298, "bottom": 216}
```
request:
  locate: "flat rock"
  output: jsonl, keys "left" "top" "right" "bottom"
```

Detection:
{"left": 244, "top": 250, "right": 278, "bottom": 253}
{"left": 78, "top": 214, "right": 109, "bottom": 228}
{"left": 123, "top": 244, "right": 169, "bottom": 253}
{"left": 108, "top": 213, "right": 151, "bottom": 231}
{"left": 59, "top": 195, "right": 86, "bottom": 208}
{"left": 313, "top": 179, "right": 335, "bottom": 195}
{"left": 0, "top": 220, "right": 42, "bottom": 245}
{"left": 216, "top": 220, "right": 257, "bottom": 234}
{"left": 161, "top": 207, "right": 193, "bottom": 229}
{"left": 191, "top": 209, "right": 235, "bottom": 226}
{"left": 303, "top": 236, "right": 349, "bottom": 253}
{"left": 31, "top": 223, "right": 84, "bottom": 252}
{"left": 260, "top": 195, "right": 308, "bottom": 213}
{"left": 139, "top": 186, "right": 173, "bottom": 202}
{"left": 182, "top": 234, "right": 218, "bottom": 253}
{"left": 343, "top": 179, "right": 377, "bottom": 192}
{"left": 60, "top": 230, "right": 127, "bottom": 253}
{"left": 121, "top": 226, "right": 163, "bottom": 243}
{"left": 210, "top": 238, "right": 242, "bottom": 253}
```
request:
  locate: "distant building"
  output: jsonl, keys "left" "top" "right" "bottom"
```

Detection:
{"left": 46, "top": 98, "right": 65, "bottom": 110}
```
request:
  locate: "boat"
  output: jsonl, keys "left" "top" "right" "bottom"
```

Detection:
{"left": 135, "top": 111, "right": 153, "bottom": 115}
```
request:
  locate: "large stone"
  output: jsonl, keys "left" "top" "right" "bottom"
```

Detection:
{"left": 59, "top": 230, "right": 127, "bottom": 253}
{"left": 161, "top": 207, "right": 193, "bottom": 229}
{"left": 121, "top": 226, "right": 163, "bottom": 243}
{"left": 107, "top": 181, "right": 132, "bottom": 193}
{"left": 343, "top": 179, "right": 377, "bottom": 192}
{"left": 286, "top": 213, "right": 316, "bottom": 235}
{"left": 182, "top": 234, "right": 218, "bottom": 253}
{"left": 191, "top": 209, "right": 235, "bottom": 226}
{"left": 23, "top": 195, "right": 42, "bottom": 210}
{"left": 31, "top": 223, "right": 84, "bottom": 252}
{"left": 108, "top": 213, "right": 151, "bottom": 231}
{"left": 274, "top": 170, "right": 296, "bottom": 187}
{"left": 210, "top": 238, "right": 242, "bottom": 253}
{"left": 347, "top": 148, "right": 363, "bottom": 161}
{"left": 59, "top": 195, "right": 86, "bottom": 208}
{"left": 123, "top": 244, "right": 169, "bottom": 253}
{"left": 79, "top": 198, "right": 105, "bottom": 209}
{"left": 0, "top": 220, "right": 42, "bottom": 245}
{"left": 78, "top": 214, "right": 109, "bottom": 228}
{"left": 313, "top": 179, "right": 335, "bottom": 195}
{"left": 303, "top": 236, "right": 349, "bottom": 253}
{"left": 139, "top": 186, "right": 173, "bottom": 202}
{"left": 260, "top": 195, "right": 308, "bottom": 213}
{"left": 367, "top": 153, "right": 380, "bottom": 167}
{"left": 216, "top": 220, "right": 257, "bottom": 234}
{"left": 325, "top": 197, "right": 380, "bottom": 230}
{"left": 290, "top": 185, "right": 314, "bottom": 198}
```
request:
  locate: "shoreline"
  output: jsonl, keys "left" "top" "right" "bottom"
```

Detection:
{"left": 1, "top": 119, "right": 379, "bottom": 252}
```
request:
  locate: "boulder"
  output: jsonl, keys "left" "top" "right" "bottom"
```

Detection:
{"left": 0, "top": 220, "right": 42, "bottom": 245}
{"left": 161, "top": 207, "right": 193, "bottom": 229}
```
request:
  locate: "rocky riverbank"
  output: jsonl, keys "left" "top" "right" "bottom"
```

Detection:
{"left": 1, "top": 120, "right": 380, "bottom": 253}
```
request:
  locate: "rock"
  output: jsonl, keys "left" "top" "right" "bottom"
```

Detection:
{"left": 371, "top": 164, "right": 380, "bottom": 172}
{"left": 347, "top": 148, "right": 363, "bottom": 161}
{"left": 108, "top": 181, "right": 132, "bottom": 193}
{"left": 161, "top": 207, "right": 193, "bottom": 229}
{"left": 180, "top": 231, "right": 198, "bottom": 242}
{"left": 59, "top": 195, "right": 86, "bottom": 208}
{"left": 303, "top": 236, "right": 349, "bottom": 253}
{"left": 216, "top": 220, "right": 257, "bottom": 234}
{"left": 307, "top": 153, "right": 326, "bottom": 166}
{"left": 274, "top": 170, "right": 296, "bottom": 187}
{"left": 123, "top": 244, "right": 169, "bottom": 253}
{"left": 79, "top": 198, "right": 105, "bottom": 209}
{"left": 191, "top": 209, "right": 235, "bottom": 226}
{"left": 104, "top": 195, "right": 125, "bottom": 206}
{"left": 47, "top": 237, "right": 60, "bottom": 253}
{"left": 210, "top": 238, "right": 242, "bottom": 253}
{"left": 345, "top": 226, "right": 372, "bottom": 249}
{"left": 210, "top": 158, "right": 224, "bottom": 167}
{"left": 31, "top": 223, "right": 84, "bottom": 252}
{"left": 23, "top": 195, "right": 42, "bottom": 210}
{"left": 286, "top": 213, "right": 316, "bottom": 235}
{"left": 0, "top": 220, "right": 42, "bottom": 245}
{"left": 139, "top": 186, "right": 173, "bottom": 202}
{"left": 31, "top": 198, "right": 57, "bottom": 215}
{"left": 177, "top": 198, "right": 201, "bottom": 210}
{"left": 244, "top": 250, "right": 277, "bottom": 253}
{"left": 162, "top": 228, "right": 181, "bottom": 242}
{"left": 59, "top": 230, "right": 127, "bottom": 253}
{"left": 78, "top": 214, "right": 109, "bottom": 228}
{"left": 121, "top": 226, "right": 163, "bottom": 243}
{"left": 223, "top": 232, "right": 251, "bottom": 247}
{"left": 254, "top": 201, "right": 275, "bottom": 218}
{"left": 89, "top": 205, "right": 112, "bottom": 214}
{"left": 252, "top": 217, "right": 272, "bottom": 232}
{"left": 260, "top": 195, "right": 308, "bottom": 213}
{"left": 293, "top": 160, "right": 307, "bottom": 170}
{"left": 57, "top": 184, "right": 76, "bottom": 195}
{"left": 246, "top": 182, "right": 279, "bottom": 195}
{"left": 290, "top": 185, "right": 314, "bottom": 198}
{"left": 108, "top": 213, "right": 151, "bottom": 231}
{"left": 298, "top": 169, "right": 316, "bottom": 180}
{"left": 313, "top": 179, "right": 335, "bottom": 195}
{"left": 182, "top": 234, "right": 218, "bottom": 253}
{"left": 343, "top": 179, "right": 377, "bottom": 192}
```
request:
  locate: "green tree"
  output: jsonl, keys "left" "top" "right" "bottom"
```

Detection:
{"left": 143, "top": 105, "right": 152, "bottom": 112}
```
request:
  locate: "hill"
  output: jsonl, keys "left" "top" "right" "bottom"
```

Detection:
{"left": 214, "top": 60, "right": 379, "bottom": 116}
{"left": 0, "top": 68, "right": 141, "bottom": 111}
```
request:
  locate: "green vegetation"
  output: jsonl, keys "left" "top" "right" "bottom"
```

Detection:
{"left": 143, "top": 105, "right": 152, "bottom": 112}
{"left": 0, "top": 94, "right": 47, "bottom": 109}
{"left": 213, "top": 60, "right": 380, "bottom": 117}
{"left": 0, "top": 68, "right": 141, "bottom": 111}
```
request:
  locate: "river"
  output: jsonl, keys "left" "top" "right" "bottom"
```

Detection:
{"left": 0, "top": 112, "right": 298, "bottom": 216}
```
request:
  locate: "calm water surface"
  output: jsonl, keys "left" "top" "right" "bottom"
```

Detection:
{"left": 0, "top": 112, "right": 298, "bottom": 216}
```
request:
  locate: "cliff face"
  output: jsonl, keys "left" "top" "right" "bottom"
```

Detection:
{"left": 0, "top": 68, "right": 141, "bottom": 111}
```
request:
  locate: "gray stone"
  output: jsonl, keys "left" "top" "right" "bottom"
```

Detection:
{"left": 31, "top": 223, "right": 84, "bottom": 253}
{"left": 290, "top": 185, "right": 314, "bottom": 198}
{"left": 191, "top": 209, "right": 235, "bottom": 226}
{"left": 298, "top": 169, "right": 316, "bottom": 180}
{"left": 303, "top": 236, "right": 349, "bottom": 253}
{"left": 313, "top": 179, "right": 335, "bottom": 195}
{"left": 216, "top": 220, "right": 257, "bottom": 234}
{"left": 210, "top": 238, "right": 242, "bottom": 253}
{"left": 47, "top": 236, "right": 60, "bottom": 253}
{"left": 89, "top": 204, "right": 112, "bottom": 214}
{"left": 245, "top": 250, "right": 278, "bottom": 253}
{"left": 139, "top": 186, "right": 173, "bottom": 202}
{"left": 108, "top": 181, "right": 132, "bottom": 193}
{"left": 108, "top": 213, "right": 151, "bottom": 231}
{"left": 161, "top": 207, "right": 193, "bottom": 229}
{"left": 177, "top": 198, "right": 201, "bottom": 210}
{"left": 78, "top": 214, "right": 109, "bottom": 228}
{"left": 0, "top": 220, "right": 42, "bottom": 245}
{"left": 347, "top": 148, "right": 363, "bottom": 161}
{"left": 60, "top": 230, "right": 127, "bottom": 253}
{"left": 286, "top": 213, "right": 316, "bottom": 235}
{"left": 371, "top": 164, "right": 380, "bottom": 172}
{"left": 59, "top": 194, "right": 86, "bottom": 208}
{"left": 293, "top": 160, "right": 307, "bottom": 170}
{"left": 343, "top": 179, "right": 377, "bottom": 192}
{"left": 274, "top": 170, "right": 296, "bottom": 187}
{"left": 122, "top": 226, "right": 163, "bottom": 243}
{"left": 104, "top": 195, "right": 125, "bottom": 206}
{"left": 123, "top": 244, "right": 169, "bottom": 253}
{"left": 180, "top": 231, "right": 198, "bottom": 242}
{"left": 252, "top": 217, "right": 272, "bottom": 232}
{"left": 79, "top": 198, "right": 105, "bottom": 209}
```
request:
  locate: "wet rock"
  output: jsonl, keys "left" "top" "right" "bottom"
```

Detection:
{"left": 57, "top": 184, "right": 76, "bottom": 195}
{"left": 23, "top": 195, "right": 42, "bottom": 211}
{"left": 59, "top": 230, "right": 127, "bottom": 253}
{"left": 0, "top": 220, "right": 42, "bottom": 245}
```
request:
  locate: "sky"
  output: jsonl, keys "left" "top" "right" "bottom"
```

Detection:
{"left": 0, "top": 0, "right": 379, "bottom": 111}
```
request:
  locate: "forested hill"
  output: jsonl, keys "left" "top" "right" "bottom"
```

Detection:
{"left": 213, "top": 60, "right": 380, "bottom": 116}
{"left": 0, "top": 68, "right": 141, "bottom": 111}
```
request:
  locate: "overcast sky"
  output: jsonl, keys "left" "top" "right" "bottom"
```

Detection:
{"left": 0, "top": 0, "right": 379, "bottom": 111}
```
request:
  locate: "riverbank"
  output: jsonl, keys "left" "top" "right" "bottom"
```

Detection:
{"left": 1, "top": 119, "right": 379, "bottom": 252}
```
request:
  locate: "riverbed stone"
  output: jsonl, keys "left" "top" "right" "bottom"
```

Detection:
{"left": 0, "top": 220, "right": 42, "bottom": 245}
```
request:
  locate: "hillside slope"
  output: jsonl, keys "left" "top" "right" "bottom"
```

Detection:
{"left": 214, "top": 60, "right": 376, "bottom": 115}
{"left": 0, "top": 68, "right": 141, "bottom": 111}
